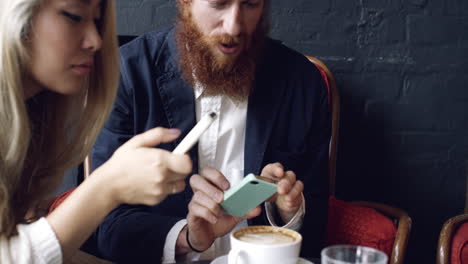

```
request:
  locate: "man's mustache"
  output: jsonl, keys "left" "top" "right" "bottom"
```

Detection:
{"left": 205, "top": 34, "right": 243, "bottom": 46}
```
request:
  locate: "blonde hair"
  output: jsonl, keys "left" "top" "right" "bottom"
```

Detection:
{"left": 0, "top": 0, "right": 119, "bottom": 237}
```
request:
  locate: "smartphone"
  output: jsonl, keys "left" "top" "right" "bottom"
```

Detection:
{"left": 221, "top": 173, "right": 277, "bottom": 217}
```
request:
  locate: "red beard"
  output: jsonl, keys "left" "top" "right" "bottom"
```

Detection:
{"left": 175, "top": 6, "right": 266, "bottom": 102}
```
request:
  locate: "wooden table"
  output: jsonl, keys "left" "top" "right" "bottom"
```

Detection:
{"left": 65, "top": 250, "right": 319, "bottom": 264}
{"left": 174, "top": 257, "right": 320, "bottom": 263}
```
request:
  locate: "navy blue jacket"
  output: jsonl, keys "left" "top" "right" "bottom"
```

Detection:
{"left": 91, "top": 28, "right": 330, "bottom": 263}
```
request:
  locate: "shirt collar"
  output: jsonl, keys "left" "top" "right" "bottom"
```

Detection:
{"left": 194, "top": 81, "right": 204, "bottom": 100}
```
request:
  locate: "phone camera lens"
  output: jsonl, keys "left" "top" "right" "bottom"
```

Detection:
{"left": 250, "top": 181, "right": 259, "bottom": 185}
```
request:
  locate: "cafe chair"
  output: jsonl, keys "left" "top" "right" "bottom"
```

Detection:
{"left": 306, "top": 56, "right": 412, "bottom": 264}
{"left": 306, "top": 56, "right": 339, "bottom": 195}
{"left": 437, "top": 213, "right": 468, "bottom": 264}
{"left": 324, "top": 196, "right": 411, "bottom": 264}
{"left": 84, "top": 155, "right": 92, "bottom": 179}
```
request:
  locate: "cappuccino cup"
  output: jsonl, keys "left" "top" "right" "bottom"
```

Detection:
{"left": 228, "top": 226, "right": 302, "bottom": 264}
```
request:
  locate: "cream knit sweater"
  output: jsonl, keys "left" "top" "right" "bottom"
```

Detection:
{"left": 0, "top": 217, "right": 62, "bottom": 264}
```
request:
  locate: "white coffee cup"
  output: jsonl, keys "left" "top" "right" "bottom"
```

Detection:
{"left": 228, "top": 225, "right": 302, "bottom": 264}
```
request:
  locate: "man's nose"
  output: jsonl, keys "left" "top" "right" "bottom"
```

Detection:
{"left": 223, "top": 5, "right": 243, "bottom": 36}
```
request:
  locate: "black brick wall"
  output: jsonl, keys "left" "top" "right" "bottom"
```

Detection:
{"left": 115, "top": 0, "right": 468, "bottom": 262}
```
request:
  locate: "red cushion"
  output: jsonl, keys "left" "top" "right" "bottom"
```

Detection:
{"left": 48, "top": 187, "right": 77, "bottom": 214}
{"left": 326, "top": 196, "right": 397, "bottom": 258}
{"left": 451, "top": 222, "right": 468, "bottom": 264}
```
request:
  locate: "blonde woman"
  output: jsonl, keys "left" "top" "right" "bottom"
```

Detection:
{"left": 0, "top": 0, "right": 192, "bottom": 263}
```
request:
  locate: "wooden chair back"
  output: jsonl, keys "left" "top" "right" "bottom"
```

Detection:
{"left": 306, "top": 56, "right": 411, "bottom": 264}
{"left": 352, "top": 201, "right": 412, "bottom": 264}
{"left": 437, "top": 214, "right": 468, "bottom": 264}
{"left": 84, "top": 156, "right": 92, "bottom": 179}
{"left": 305, "top": 56, "right": 340, "bottom": 196}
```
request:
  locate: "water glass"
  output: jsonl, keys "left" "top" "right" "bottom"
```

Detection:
{"left": 321, "top": 245, "right": 388, "bottom": 264}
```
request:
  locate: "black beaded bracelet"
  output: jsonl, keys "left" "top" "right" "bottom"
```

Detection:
{"left": 186, "top": 227, "right": 204, "bottom": 253}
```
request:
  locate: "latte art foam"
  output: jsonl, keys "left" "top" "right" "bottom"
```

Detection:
{"left": 237, "top": 232, "right": 295, "bottom": 245}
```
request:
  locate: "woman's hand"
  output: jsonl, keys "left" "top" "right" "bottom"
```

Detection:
{"left": 94, "top": 127, "right": 193, "bottom": 206}
{"left": 47, "top": 127, "right": 192, "bottom": 260}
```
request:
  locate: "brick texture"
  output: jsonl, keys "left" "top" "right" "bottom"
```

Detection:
{"left": 115, "top": 0, "right": 468, "bottom": 263}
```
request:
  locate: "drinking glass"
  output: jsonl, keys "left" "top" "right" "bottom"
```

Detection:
{"left": 321, "top": 245, "right": 388, "bottom": 264}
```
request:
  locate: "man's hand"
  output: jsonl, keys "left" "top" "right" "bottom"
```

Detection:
{"left": 261, "top": 163, "right": 304, "bottom": 224}
{"left": 177, "top": 168, "right": 261, "bottom": 254}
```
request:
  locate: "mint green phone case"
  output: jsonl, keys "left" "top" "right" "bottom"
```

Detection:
{"left": 221, "top": 173, "right": 277, "bottom": 217}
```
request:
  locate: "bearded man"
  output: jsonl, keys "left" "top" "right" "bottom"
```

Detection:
{"left": 90, "top": 0, "right": 331, "bottom": 263}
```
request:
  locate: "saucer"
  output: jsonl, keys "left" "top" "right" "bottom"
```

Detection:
{"left": 210, "top": 255, "right": 314, "bottom": 264}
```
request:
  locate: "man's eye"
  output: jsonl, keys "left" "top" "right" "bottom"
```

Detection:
{"left": 210, "top": 1, "right": 227, "bottom": 9}
{"left": 61, "top": 11, "right": 82, "bottom": 22}
{"left": 244, "top": 1, "right": 260, "bottom": 8}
